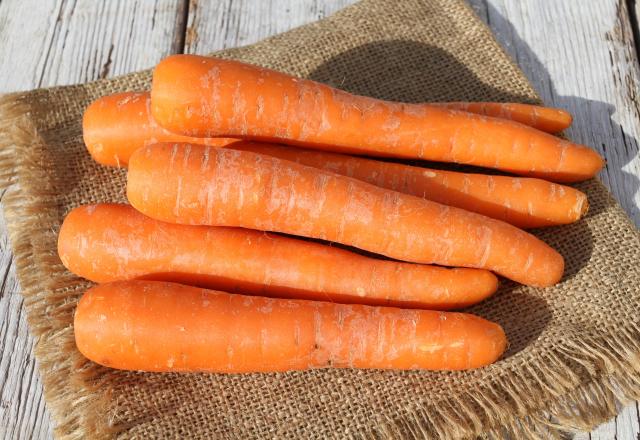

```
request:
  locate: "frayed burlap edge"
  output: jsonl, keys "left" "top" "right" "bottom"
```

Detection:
{"left": 0, "top": 94, "right": 117, "bottom": 440}
{"left": 2, "top": 89, "right": 640, "bottom": 440}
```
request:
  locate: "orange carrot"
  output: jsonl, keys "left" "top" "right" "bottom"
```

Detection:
{"left": 230, "top": 142, "right": 589, "bottom": 229}
{"left": 83, "top": 92, "right": 571, "bottom": 167}
{"left": 59, "top": 204, "right": 498, "bottom": 309}
{"left": 151, "top": 54, "right": 603, "bottom": 182}
{"left": 431, "top": 102, "right": 572, "bottom": 133}
{"left": 78, "top": 91, "right": 588, "bottom": 228}
{"left": 75, "top": 280, "right": 508, "bottom": 372}
{"left": 127, "top": 143, "right": 565, "bottom": 286}
{"left": 82, "top": 92, "right": 237, "bottom": 167}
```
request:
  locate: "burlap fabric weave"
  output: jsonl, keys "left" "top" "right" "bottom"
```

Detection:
{"left": 1, "top": 0, "right": 639, "bottom": 438}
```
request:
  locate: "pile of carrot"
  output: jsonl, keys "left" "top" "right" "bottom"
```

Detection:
{"left": 63, "top": 54, "right": 603, "bottom": 374}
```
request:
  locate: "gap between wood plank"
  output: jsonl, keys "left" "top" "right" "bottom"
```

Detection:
{"left": 172, "top": 0, "right": 190, "bottom": 54}
{"left": 626, "top": 0, "right": 640, "bottom": 69}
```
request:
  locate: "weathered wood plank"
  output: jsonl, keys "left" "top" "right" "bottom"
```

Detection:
{"left": 471, "top": 1, "right": 640, "bottom": 438}
{"left": 0, "top": 1, "right": 188, "bottom": 438}
{"left": 572, "top": 431, "right": 590, "bottom": 440}
{"left": 0, "top": 209, "right": 51, "bottom": 440}
{"left": 184, "top": 0, "right": 355, "bottom": 54}
{"left": 474, "top": 0, "right": 640, "bottom": 226}
{"left": 0, "top": 0, "right": 188, "bottom": 93}
{"left": 616, "top": 402, "right": 640, "bottom": 440}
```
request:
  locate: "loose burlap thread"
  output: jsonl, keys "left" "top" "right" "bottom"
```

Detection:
{"left": 1, "top": 0, "right": 639, "bottom": 438}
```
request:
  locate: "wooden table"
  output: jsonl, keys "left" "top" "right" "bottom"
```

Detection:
{"left": 1, "top": 1, "right": 638, "bottom": 438}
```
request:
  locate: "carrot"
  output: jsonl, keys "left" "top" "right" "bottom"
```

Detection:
{"left": 59, "top": 204, "right": 498, "bottom": 309}
{"left": 83, "top": 92, "right": 571, "bottom": 167}
{"left": 127, "top": 143, "right": 565, "bottom": 286}
{"left": 74, "top": 280, "right": 508, "bottom": 372}
{"left": 82, "top": 92, "right": 237, "bottom": 167}
{"left": 150, "top": 54, "right": 603, "bottom": 182}
{"left": 78, "top": 90, "right": 588, "bottom": 227}
{"left": 230, "top": 142, "right": 589, "bottom": 229}
{"left": 431, "top": 102, "right": 572, "bottom": 133}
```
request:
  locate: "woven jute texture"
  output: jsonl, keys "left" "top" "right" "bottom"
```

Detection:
{"left": 1, "top": 0, "right": 639, "bottom": 438}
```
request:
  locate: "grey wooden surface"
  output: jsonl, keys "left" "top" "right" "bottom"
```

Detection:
{"left": 0, "top": 0, "right": 639, "bottom": 438}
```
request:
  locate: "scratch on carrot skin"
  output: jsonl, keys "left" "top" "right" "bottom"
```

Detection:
{"left": 557, "top": 141, "right": 568, "bottom": 171}
{"left": 173, "top": 177, "right": 182, "bottom": 217}
{"left": 386, "top": 315, "right": 398, "bottom": 361}
{"left": 453, "top": 173, "right": 473, "bottom": 196}
{"left": 182, "top": 144, "right": 192, "bottom": 168}
{"left": 573, "top": 197, "right": 586, "bottom": 216}
{"left": 293, "top": 322, "right": 301, "bottom": 348}
{"left": 512, "top": 178, "right": 523, "bottom": 190}
{"left": 200, "top": 146, "right": 211, "bottom": 171}
{"left": 531, "top": 105, "right": 540, "bottom": 125}
{"left": 487, "top": 175, "right": 495, "bottom": 193}
{"left": 478, "top": 226, "right": 493, "bottom": 267}
{"left": 258, "top": 298, "right": 274, "bottom": 314}
{"left": 558, "top": 185, "right": 566, "bottom": 197}
{"left": 373, "top": 312, "right": 385, "bottom": 363}
{"left": 319, "top": 103, "right": 331, "bottom": 134}
{"left": 168, "top": 143, "right": 179, "bottom": 172}
{"left": 116, "top": 94, "right": 135, "bottom": 108}
{"left": 523, "top": 253, "right": 534, "bottom": 272}
{"left": 256, "top": 95, "right": 264, "bottom": 120}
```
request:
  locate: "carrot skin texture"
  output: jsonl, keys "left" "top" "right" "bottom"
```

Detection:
{"left": 127, "top": 144, "right": 565, "bottom": 287}
{"left": 74, "top": 280, "right": 508, "bottom": 372}
{"left": 58, "top": 204, "right": 498, "bottom": 309}
{"left": 431, "top": 102, "right": 572, "bottom": 134}
{"left": 150, "top": 54, "right": 603, "bottom": 182}
{"left": 83, "top": 92, "right": 571, "bottom": 168}
{"left": 83, "top": 92, "right": 588, "bottom": 228}
{"left": 82, "top": 92, "right": 237, "bottom": 167}
{"left": 230, "top": 142, "right": 589, "bottom": 229}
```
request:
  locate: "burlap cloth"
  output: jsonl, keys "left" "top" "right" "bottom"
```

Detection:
{"left": 1, "top": 0, "right": 639, "bottom": 438}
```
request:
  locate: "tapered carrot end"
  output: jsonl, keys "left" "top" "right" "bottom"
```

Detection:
{"left": 537, "top": 252, "right": 565, "bottom": 288}
{"left": 57, "top": 208, "right": 78, "bottom": 272}
{"left": 58, "top": 205, "right": 102, "bottom": 275}
{"left": 541, "top": 145, "right": 605, "bottom": 183}
{"left": 74, "top": 285, "right": 110, "bottom": 367}
{"left": 425, "top": 269, "right": 499, "bottom": 311}
{"left": 564, "top": 189, "right": 590, "bottom": 223}
{"left": 579, "top": 195, "right": 590, "bottom": 219}
{"left": 551, "top": 108, "right": 573, "bottom": 133}
{"left": 151, "top": 55, "right": 209, "bottom": 135}
{"left": 83, "top": 92, "right": 149, "bottom": 167}
{"left": 587, "top": 149, "right": 606, "bottom": 175}
{"left": 479, "top": 270, "right": 500, "bottom": 300}
{"left": 534, "top": 107, "right": 573, "bottom": 133}
{"left": 465, "top": 316, "right": 508, "bottom": 368}
{"left": 562, "top": 145, "right": 605, "bottom": 182}
{"left": 488, "top": 321, "right": 508, "bottom": 363}
{"left": 83, "top": 98, "right": 109, "bottom": 163}
{"left": 449, "top": 269, "right": 499, "bottom": 309}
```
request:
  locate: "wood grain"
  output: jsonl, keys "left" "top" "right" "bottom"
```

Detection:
{"left": 0, "top": 1, "right": 188, "bottom": 438}
{"left": 472, "top": 0, "right": 640, "bottom": 226}
{"left": 0, "top": 0, "right": 188, "bottom": 93}
{"left": 470, "top": 1, "right": 640, "bottom": 438}
{"left": 184, "top": 0, "right": 354, "bottom": 54}
{"left": 0, "top": 206, "right": 51, "bottom": 440}
{"left": 1, "top": 0, "right": 640, "bottom": 438}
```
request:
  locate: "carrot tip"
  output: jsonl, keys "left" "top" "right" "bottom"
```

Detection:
{"left": 580, "top": 198, "right": 590, "bottom": 218}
